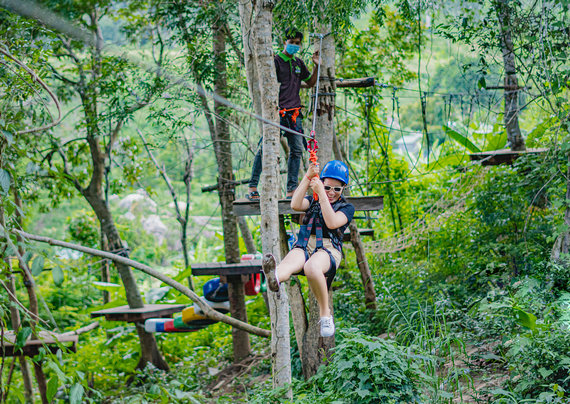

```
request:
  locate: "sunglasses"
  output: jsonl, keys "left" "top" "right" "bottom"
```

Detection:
{"left": 324, "top": 185, "right": 344, "bottom": 193}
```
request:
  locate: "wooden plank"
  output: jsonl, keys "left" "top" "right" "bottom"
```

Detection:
{"left": 1, "top": 331, "right": 78, "bottom": 357}
{"left": 469, "top": 148, "right": 547, "bottom": 166}
{"left": 233, "top": 196, "right": 383, "bottom": 216}
{"left": 192, "top": 260, "right": 262, "bottom": 276}
{"left": 90, "top": 304, "right": 185, "bottom": 322}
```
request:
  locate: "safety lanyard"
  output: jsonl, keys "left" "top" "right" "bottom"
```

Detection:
{"left": 307, "top": 33, "right": 325, "bottom": 201}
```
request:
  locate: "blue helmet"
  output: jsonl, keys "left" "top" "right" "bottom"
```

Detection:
{"left": 203, "top": 278, "right": 229, "bottom": 302}
{"left": 320, "top": 160, "right": 349, "bottom": 185}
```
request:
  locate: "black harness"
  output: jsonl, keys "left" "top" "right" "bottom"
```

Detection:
{"left": 292, "top": 197, "right": 349, "bottom": 288}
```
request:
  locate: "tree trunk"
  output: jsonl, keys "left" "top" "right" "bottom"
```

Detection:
{"left": 82, "top": 191, "right": 169, "bottom": 371}
{"left": 287, "top": 277, "right": 308, "bottom": 364}
{"left": 12, "top": 191, "right": 48, "bottom": 403}
{"left": 181, "top": 132, "right": 194, "bottom": 274}
{"left": 313, "top": 26, "right": 336, "bottom": 166}
{"left": 31, "top": 362, "right": 48, "bottom": 404}
{"left": 552, "top": 154, "right": 570, "bottom": 259}
{"left": 238, "top": 217, "right": 257, "bottom": 254}
{"left": 348, "top": 222, "right": 377, "bottom": 310}
{"left": 5, "top": 273, "right": 34, "bottom": 403}
{"left": 212, "top": 17, "right": 250, "bottom": 362}
{"left": 100, "top": 226, "right": 111, "bottom": 304}
{"left": 238, "top": 0, "right": 263, "bottom": 136}
{"left": 299, "top": 21, "right": 337, "bottom": 379}
{"left": 495, "top": 0, "right": 525, "bottom": 151}
{"left": 251, "top": 0, "right": 292, "bottom": 394}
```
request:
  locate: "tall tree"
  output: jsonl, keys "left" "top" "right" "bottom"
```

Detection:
{"left": 32, "top": 1, "right": 170, "bottom": 371}
{"left": 493, "top": 0, "right": 524, "bottom": 151}
{"left": 159, "top": 0, "right": 252, "bottom": 361}
{"left": 0, "top": 10, "right": 67, "bottom": 401}
{"left": 298, "top": 23, "right": 338, "bottom": 378}
{"left": 211, "top": 9, "right": 251, "bottom": 362}
{"left": 245, "top": 0, "right": 293, "bottom": 394}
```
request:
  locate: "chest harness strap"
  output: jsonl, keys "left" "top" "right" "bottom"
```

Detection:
{"left": 293, "top": 209, "right": 337, "bottom": 287}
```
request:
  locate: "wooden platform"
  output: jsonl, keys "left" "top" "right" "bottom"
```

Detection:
{"left": 469, "top": 148, "right": 547, "bottom": 166}
{"left": 192, "top": 260, "right": 262, "bottom": 276}
{"left": 1, "top": 331, "right": 78, "bottom": 357}
{"left": 90, "top": 304, "right": 185, "bottom": 322}
{"left": 233, "top": 196, "right": 383, "bottom": 216}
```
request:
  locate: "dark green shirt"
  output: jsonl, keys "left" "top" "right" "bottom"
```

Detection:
{"left": 275, "top": 51, "right": 311, "bottom": 109}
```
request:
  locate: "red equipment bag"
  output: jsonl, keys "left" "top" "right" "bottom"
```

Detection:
{"left": 244, "top": 273, "right": 261, "bottom": 296}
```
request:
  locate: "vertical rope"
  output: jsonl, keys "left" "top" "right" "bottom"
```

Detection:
{"left": 308, "top": 33, "right": 325, "bottom": 201}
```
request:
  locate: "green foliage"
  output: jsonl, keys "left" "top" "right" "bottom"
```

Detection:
{"left": 66, "top": 209, "right": 100, "bottom": 248}
{"left": 338, "top": 8, "right": 419, "bottom": 86}
{"left": 2, "top": 0, "right": 570, "bottom": 402}
{"left": 309, "top": 332, "right": 423, "bottom": 403}
{"left": 502, "top": 328, "right": 570, "bottom": 400}
{"left": 443, "top": 125, "right": 481, "bottom": 153}
{"left": 274, "top": 0, "right": 368, "bottom": 39}
{"left": 252, "top": 331, "right": 425, "bottom": 403}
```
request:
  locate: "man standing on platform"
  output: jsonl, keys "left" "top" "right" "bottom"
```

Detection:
{"left": 247, "top": 28, "right": 320, "bottom": 200}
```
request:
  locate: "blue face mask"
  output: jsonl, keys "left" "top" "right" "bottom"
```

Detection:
{"left": 285, "top": 43, "right": 300, "bottom": 55}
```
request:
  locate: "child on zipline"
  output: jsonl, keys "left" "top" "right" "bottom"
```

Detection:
{"left": 264, "top": 160, "right": 355, "bottom": 337}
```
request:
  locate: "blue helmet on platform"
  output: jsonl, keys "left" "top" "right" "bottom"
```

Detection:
{"left": 203, "top": 278, "right": 229, "bottom": 303}
{"left": 320, "top": 160, "right": 349, "bottom": 185}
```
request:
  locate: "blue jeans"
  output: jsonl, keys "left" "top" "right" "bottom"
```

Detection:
{"left": 249, "top": 113, "right": 306, "bottom": 193}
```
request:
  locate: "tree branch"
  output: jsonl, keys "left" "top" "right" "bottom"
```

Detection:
{"left": 137, "top": 129, "right": 185, "bottom": 225}
{"left": 0, "top": 279, "right": 50, "bottom": 326}
{"left": 223, "top": 23, "right": 245, "bottom": 67}
{"left": 60, "top": 321, "right": 99, "bottom": 336}
{"left": 0, "top": 47, "right": 63, "bottom": 135}
{"left": 14, "top": 230, "right": 271, "bottom": 338}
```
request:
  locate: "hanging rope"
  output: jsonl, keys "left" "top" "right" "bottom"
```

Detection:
{"left": 307, "top": 32, "right": 325, "bottom": 201}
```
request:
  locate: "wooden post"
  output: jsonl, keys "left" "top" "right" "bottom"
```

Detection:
{"left": 348, "top": 222, "right": 377, "bottom": 310}
{"left": 227, "top": 275, "right": 251, "bottom": 361}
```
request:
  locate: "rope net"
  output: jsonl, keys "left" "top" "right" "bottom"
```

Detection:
{"left": 346, "top": 168, "right": 485, "bottom": 254}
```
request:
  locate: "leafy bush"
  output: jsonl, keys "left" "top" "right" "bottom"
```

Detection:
{"left": 295, "top": 331, "right": 424, "bottom": 403}
{"left": 502, "top": 327, "right": 570, "bottom": 401}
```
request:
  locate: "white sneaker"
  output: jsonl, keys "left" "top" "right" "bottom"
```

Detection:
{"left": 319, "top": 316, "right": 335, "bottom": 337}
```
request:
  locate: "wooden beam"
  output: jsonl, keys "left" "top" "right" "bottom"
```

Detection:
{"left": 201, "top": 169, "right": 287, "bottom": 193}
{"left": 90, "top": 304, "right": 185, "bottom": 322}
{"left": 335, "top": 77, "right": 375, "bottom": 88}
{"left": 233, "top": 196, "right": 383, "bottom": 216}
{"left": 0, "top": 331, "right": 78, "bottom": 357}
{"left": 469, "top": 148, "right": 547, "bottom": 166}
{"left": 191, "top": 260, "right": 262, "bottom": 276}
